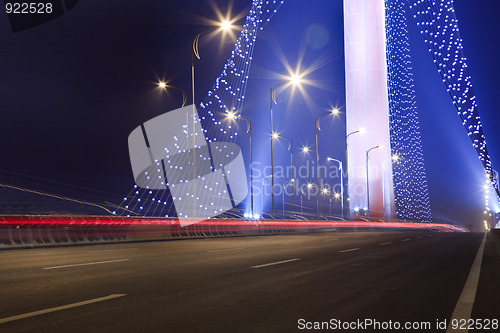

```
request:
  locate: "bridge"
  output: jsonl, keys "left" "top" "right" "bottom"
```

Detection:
{"left": 1, "top": 0, "right": 500, "bottom": 332}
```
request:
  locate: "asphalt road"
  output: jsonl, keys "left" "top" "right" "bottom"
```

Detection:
{"left": 0, "top": 231, "right": 496, "bottom": 332}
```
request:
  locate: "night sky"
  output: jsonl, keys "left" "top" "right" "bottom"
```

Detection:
{"left": 0, "top": 0, "right": 499, "bottom": 229}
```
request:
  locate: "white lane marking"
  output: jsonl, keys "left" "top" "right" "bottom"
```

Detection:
{"left": 43, "top": 259, "right": 130, "bottom": 270}
{"left": 403, "top": 239, "right": 411, "bottom": 242}
{"left": 339, "top": 248, "right": 360, "bottom": 253}
{"left": 379, "top": 242, "right": 392, "bottom": 246}
{"left": 208, "top": 247, "right": 244, "bottom": 253}
{"left": 251, "top": 258, "right": 300, "bottom": 268}
{"left": 89, "top": 248, "right": 138, "bottom": 253}
{"left": 446, "top": 233, "right": 487, "bottom": 333}
{"left": 0, "top": 294, "right": 126, "bottom": 324}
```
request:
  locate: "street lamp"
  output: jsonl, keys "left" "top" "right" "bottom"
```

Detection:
{"left": 192, "top": 20, "right": 233, "bottom": 105}
{"left": 226, "top": 111, "right": 253, "bottom": 216}
{"left": 327, "top": 157, "right": 343, "bottom": 219}
{"left": 157, "top": 81, "right": 188, "bottom": 108}
{"left": 304, "top": 182, "right": 314, "bottom": 215}
{"left": 270, "top": 75, "right": 302, "bottom": 217}
{"left": 345, "top": 127, "right": 365, "bottom": 217}
{"left": 314, "top": 108, "right": 340, "bottom": 219}
{"left": 272, "top": 133, "right": 294, "bottom": 218}
{"left": 321, "top": 187, "right": 329, "bottom": 218}
{"left": 381, "top": 154, "right": 400, "bottom": 221}
{"left": 189, "top": 21, "right": 232, "bottom": 217}
{"left": 330, "top": 192, "right": 341, "bottom": 217}
{"left": 366, "top": 145, "right": 383, "bottom": 217}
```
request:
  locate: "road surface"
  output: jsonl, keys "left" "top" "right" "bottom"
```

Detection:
{"left": 0, "top": 231, "right": 498, "bottom": 332}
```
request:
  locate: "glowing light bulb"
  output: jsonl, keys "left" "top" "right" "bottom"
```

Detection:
{"left": 220, "top": 20, "right": 232, "bottom": 31}
{"left": 290, "top": 74, "right": 302, "bottom": 85}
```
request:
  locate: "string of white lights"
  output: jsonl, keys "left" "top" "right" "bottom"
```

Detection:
{"left": 409, "top": 0, "right": 499, "bottom": 203}
{"left": 385, "top": 0, "right": 432, "bottom": 223}
{"left": 115, "top": 0, "right": 286, "bottom": 218}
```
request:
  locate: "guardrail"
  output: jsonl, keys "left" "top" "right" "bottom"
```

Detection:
{"left": 0, "top": 215, "right": 467, "bottom": 249}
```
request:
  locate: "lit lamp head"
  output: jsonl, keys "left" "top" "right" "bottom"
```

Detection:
{"left": 321, "top": 188, "right": 329, "bottom": 195}
{"left": 392, "top": 154, "right": 400, "bottom": 162}
{"left": 290, "top": 74, "right": 302, "bottom": 85}
{"left": 220, "top": 20, "right": 232, "bottom": 31}
{"left": 158, "top": 81, "right": 167, "bottom": 89}
{"left": 226, "top": 111, "right": 237, "bottom": 120}
{"left": 272, "top": 133, "right": 279, "bottom": 139}
{"left": 307, "top": 183, "right": 313, "bottom": 189}
{"left": 330, "top": 108, "right": 340, "bottom": 115}
{"left": 334, "top": 193, "right": 340, "bottom": 199}
{"left": 302, "top": 146, "right": 310, "bottom": 153}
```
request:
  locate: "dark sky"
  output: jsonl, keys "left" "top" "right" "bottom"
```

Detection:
{"left": 0, "top": 0, "right": 499, "bottom": 229}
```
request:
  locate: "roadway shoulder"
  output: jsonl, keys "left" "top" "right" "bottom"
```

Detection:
{"left": 471, "top": 231, "right": 500, "bottom": 321}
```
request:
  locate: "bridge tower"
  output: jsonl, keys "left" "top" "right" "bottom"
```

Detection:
{"left": 344, "top": 0, "right": 395, "bottom": 219}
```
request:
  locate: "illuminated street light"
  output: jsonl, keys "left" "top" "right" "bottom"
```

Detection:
{"left": 270, "top": 74, "right": 303, "bottom": 217}
{"left": 189, "top": 20, "right": 234, "bottom": 217}
{"left": 272, "top": 133, "right": 294, "bottom": 218}
{"left": 314, "top": 108, "right": 341, "bottom": 219}
{"left": 327, "top": 157, "right": 344, "bottom": 219}
{"left": 157, "top": 81, "right": 188, "bottom": 108}
{"left": 220, "top": 20, "right": 232, "bottom": 31}
{"left": 329, "top": 192, "right": 341, "bottom": 217}
{"left": 290, "top": 74, "right": 302, "bottom": 85}
{"left": 226, "top": 111, "right": 253, "bottom": 215}
{"left": 345, "top": 127, "right": 366, "bottom": 217}
{"left": 366, "top": 145, "right": 383, "bottom": 217}
{"left": 192, "top": 19, "right": 234, "bottom": 104}
{"left": 302, "top": 146, "right": 310, "bottom": 154}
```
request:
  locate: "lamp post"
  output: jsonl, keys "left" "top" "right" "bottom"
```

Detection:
{"left": 345, "top": 127, "right": 365, "bottom": 218}
{"left": 330, "top": 192, "right": 341, "bottom": 217}
{"left": 272, "top": 133, "right": 294, "bottom": 218}
{"left": 314, "top": 108, "right": 339, "bottom": 219}
{"left": 305, "top": 182, "right": 314, "bottom": 216}
{"left": 380, "top": 154, "right": 400, "bottom": 221}
{"left": 226, "top": 111, "right": 253, "bottom": 216}
{"left": 321, "top": 187, "right": 329, "bottom": 219}
{"left": 270, "top": 75, "right": 301, "bottom": 217}
{"left": 192, "top": 21, "right": 232, "bottom": 105}
{"left": 327, "top": 157, "right": 343, "bottom": 219}
{"left": 190, "top": 21, "right": 232, "bottom": 217}
{"left": 157, "top": 82, "right": 188, "bottom": 108}
{"left": 366, "top": 145, "right": 382, "bottom": 217}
